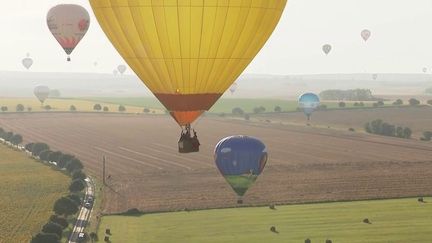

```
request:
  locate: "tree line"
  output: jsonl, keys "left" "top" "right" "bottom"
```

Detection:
{"left": 319, "top": 89, "right": 378, "bottom": 101}
{"left": 364, "top": 119, "right": 412, "bottom": 139}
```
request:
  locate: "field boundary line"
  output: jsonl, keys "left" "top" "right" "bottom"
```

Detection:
{"left": 94, "top": 146, "right": 163, "bottom": 170}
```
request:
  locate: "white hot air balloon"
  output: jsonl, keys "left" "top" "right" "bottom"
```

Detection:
{"left": 322, "top": 44, "right": 332, "bottom": 55}
{"left": 47, "top": 4, "right": 90, "bottom": 61}
{"left": 117, "top": 65, "right": 127, "bottom": 75}
{"left": 34, "top": 86, "right": 50, "bottom": 105}
{"left": 22, "top": 53, "right": 33, "bottom": 70}
{"left": 361, "top": 29, "right": 371, "bottom": 42}
{"left": 229, "top": 83, "right": 238, "bottom": 94}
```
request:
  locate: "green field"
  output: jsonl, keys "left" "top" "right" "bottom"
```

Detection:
{"left": 0, "top": 144, "right": 69, "bottom": 243}
{"left": 98, "top": 198, "right": 432, "bottom": 243}
{"left": 85, "top": 97, "right": 383, "bottom": 114}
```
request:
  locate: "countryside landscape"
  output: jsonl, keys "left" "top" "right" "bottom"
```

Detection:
{"left": 2, "top": 0, "right": 432, "bottom": 243}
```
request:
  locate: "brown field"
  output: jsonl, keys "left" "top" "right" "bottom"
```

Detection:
{"left": 1, "top": 111, "right": 432, "bottom": 213}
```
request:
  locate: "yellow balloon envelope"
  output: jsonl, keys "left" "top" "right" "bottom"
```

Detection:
{"left": 90, "top": 0, "right": 287, "bottom": 126}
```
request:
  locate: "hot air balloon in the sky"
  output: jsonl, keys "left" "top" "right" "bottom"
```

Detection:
{"left": 47, "top": 4, "right": 90, "bottom": 61}
{"left": 372, "top": 74, "right": 378, "bottom": 80}
{"left": 117, "top": 65, "right": 127, "bottom": 75}
{"left": 22, "top": 53, "right": 33, "bottom": 70}
{"left": 34, "top": 86, "right": 50, "bottom": 106}
{"left": 214, "top": 136, "right": 268, "bottom": 204}
{"left": 322, "top": 44, "right": 332, "bottom": 55}
{"left": 298, "top": 93, "right": 320, "bottom": 121}
{"left": 89, "top": 0, "right": 287, "bottom": 152}
{"left": 229, "top": 83, "right": 238, "bottom": 94}
{"left": 361, "top": 29, "right": 371, "bottom": 42}
{"left": 423, "top": 67, "right": 428, "bottom": 73}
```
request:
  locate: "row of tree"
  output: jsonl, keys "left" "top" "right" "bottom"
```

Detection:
{"left": 0, "top": 128, "right": 23, "bottom": 145}
{"left": 364, "top": 119, "right": 412, "bottom": 139}
{"left": 93, "top": 103, "right": 126, "bottom": 112}
{"left": 23, "top": 143, "right": 89, "bottom": 243}
{"left": 319, "top": 89, "right": 377, "bottom": 101}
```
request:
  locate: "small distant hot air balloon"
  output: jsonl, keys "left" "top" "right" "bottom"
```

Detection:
{"left": 47, "top": 4, "right": 90, "bottom": 61}
{"left": 89, "top": 0, "right": 287, "bottom": 152}
{"left": 117, "top": 65, "right": 127, "bottom": 75}
{"left": 322, "top": 44, "right": 332, "bottom": 55}
{"left": 298, "top": 93, "right": 320, "bottom": 121}
{"left": 22, "top": 53, "right": 33, "bottom": 70}
{"left": 229, "top": 83, "right": 238, "bottom": 94}
{"left": 214, "top": 136, "right": 268, "bottom": 204}
{"left": 93, "top": 61, "right": 98, "bottom": 67}
{"left": 34, "top": 86, "right": 50, "bottom": 106}
{"left": 361, "top": 29, "right": 371, "bottom": 42}
{"left": 423, "top": 67, "right": 428, "bottom": 73}
{"left": 372, "top": 74, "right": 378, "bottom": 80}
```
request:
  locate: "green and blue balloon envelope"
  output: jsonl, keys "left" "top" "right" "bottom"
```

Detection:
{"left": 214, "top": 136, "right": 268, "bottom": 199}
{"left": 299, "top": 93, "right": 320, "bottom": 119}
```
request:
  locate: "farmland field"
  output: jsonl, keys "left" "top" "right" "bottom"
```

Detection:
{"left": 260, "top": 106, "right": 432, "bottom": 138}
{"left": 1, "top": 108, "right": 432, "bottom": 214}
{"left": 97, "top": 197, "right": 432, "bottom": 243}
{"left": 0, "top": 97, "right": 162, "bottom": 113}
{"left": 0, "top": 144, "right": 69, "bottom": 243}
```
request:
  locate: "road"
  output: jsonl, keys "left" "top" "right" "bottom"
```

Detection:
{"left": 68, "top": 177, "right": 95, "bottom": 243}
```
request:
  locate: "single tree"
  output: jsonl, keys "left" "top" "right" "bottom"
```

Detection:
{"left": 10, "top": 134, "right": 23, "bottom": 145}
{"left": 338, "top": 101, "right": 346, "bottom": 108}
{"left": 49, "top": 215, "right": 68, "bottom": 229}
{"left": 72, "top": 170, "right": 87, "bottom": 180}
{"left": 377, "top": 100, "right": 385, "bottom": 106}
{"left": 118, "top": 105, "right": 126, "bottom": 112}
{"left": 421, "top": 131, "right": 432, "bottom": 141}
{"left": 41, "top": 222, "right": 63, "bottom": 239}
{"left": 16, "top": 104, "right": 25, "bottom": 112}
{"left": 1, "top": 106, "right": 7, "bottom": 112}
{"left": 32, "top": 143, "right": 50, "bottom": 156}
{"left": 232, "top": 107, "right": 244, "bottom": 115}
{"left": 48, "top": 151, "right": 63, "bottom": 163}
{"left": 143, "top": 108, "right": 150, "bottom": 113}
{"left": 93, "top": 104, "right": 102, "bottom": 111}
{"left": 244, "top": 114, "right": 250, "bottom": 121}
{"left": 403, "top": 127, "right": 412, "bottom": 139}
{"left": 103, "top": 106, "right": 109, "bottom": 112}
{"left": 396, "top": 126, "right": 404, "bottom": 138}
{"left": 4, "top": 132, "right": 13, "bottom": 141}
{"left": 274, "top": 106, "right": 282, "bottom": 112}
{"left": 408, "top": 98, "right": 420, "bottom": 106}
{"left": 27, "top": 107, "right": 33, "bottom": 112}
{"left": 66, "top": 194, "right": 82, "bottom": 206}
{"left": 25, "top": 142, "right": 34, "bottom": 152}
{"left": 44, "top": 105, "right": 52, "bottom": 111}
{"left": 57, "top": 154, "right": 74, "bottom": 168}
{"left": 53, "top": 197, "right": 79, "bottom": 216}
{"left": 69, "top": 179, "right": 86, "bottom": 193}
{"left": 69, "top": 105, "right": 77, "bottom": 112}
{"left": 39, "top": 150, "right": 52, "bottom": 161}
{"left": 66, "top": 158, "right": 84, "bottom": 173}
{"left": 393, "top": 99, "right": 403, "bottom": 105}
{"left": 31, "top": 233, "right": 60, "bottom": 243}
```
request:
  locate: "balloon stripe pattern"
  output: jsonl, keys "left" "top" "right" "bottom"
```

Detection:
{"left": 214, "top": 136, "right": 268, "bottom": 197}
{"left": 89, "top": 0, "right": 287, "bottom": 126}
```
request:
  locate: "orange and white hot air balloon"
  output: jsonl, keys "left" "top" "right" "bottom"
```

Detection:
{"left": 47, "top": 4, "right": 90, "bottom": 61}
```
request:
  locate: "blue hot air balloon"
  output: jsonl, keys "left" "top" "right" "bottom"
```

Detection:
{"left": 214, "top": 136, "right": 268, "bottom": 204}
{"left": 299, "top": 93, "right": 320, "bottom": 121}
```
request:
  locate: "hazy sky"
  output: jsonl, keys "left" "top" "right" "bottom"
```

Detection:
{"left": 1, "top": 0, "right": 432, "bottom": 75}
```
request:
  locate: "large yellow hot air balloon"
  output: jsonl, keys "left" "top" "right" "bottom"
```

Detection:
{"left": 90, "top": 0, "right": 287, "bottom": 151}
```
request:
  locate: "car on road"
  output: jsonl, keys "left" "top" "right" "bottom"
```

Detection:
{"left": 77, "top": 232, "right": 86, "bottom": 242}
{"left": 84, "top": 202, "right": 92, "bottom": 209}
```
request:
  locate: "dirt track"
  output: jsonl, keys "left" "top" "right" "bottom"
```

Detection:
{"left": 1, "top": 112, "right": 432, "bottom": 213}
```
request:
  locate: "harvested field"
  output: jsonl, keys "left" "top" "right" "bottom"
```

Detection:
{"left": 1, "top": 112, "right": 432, "bottom": 213}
